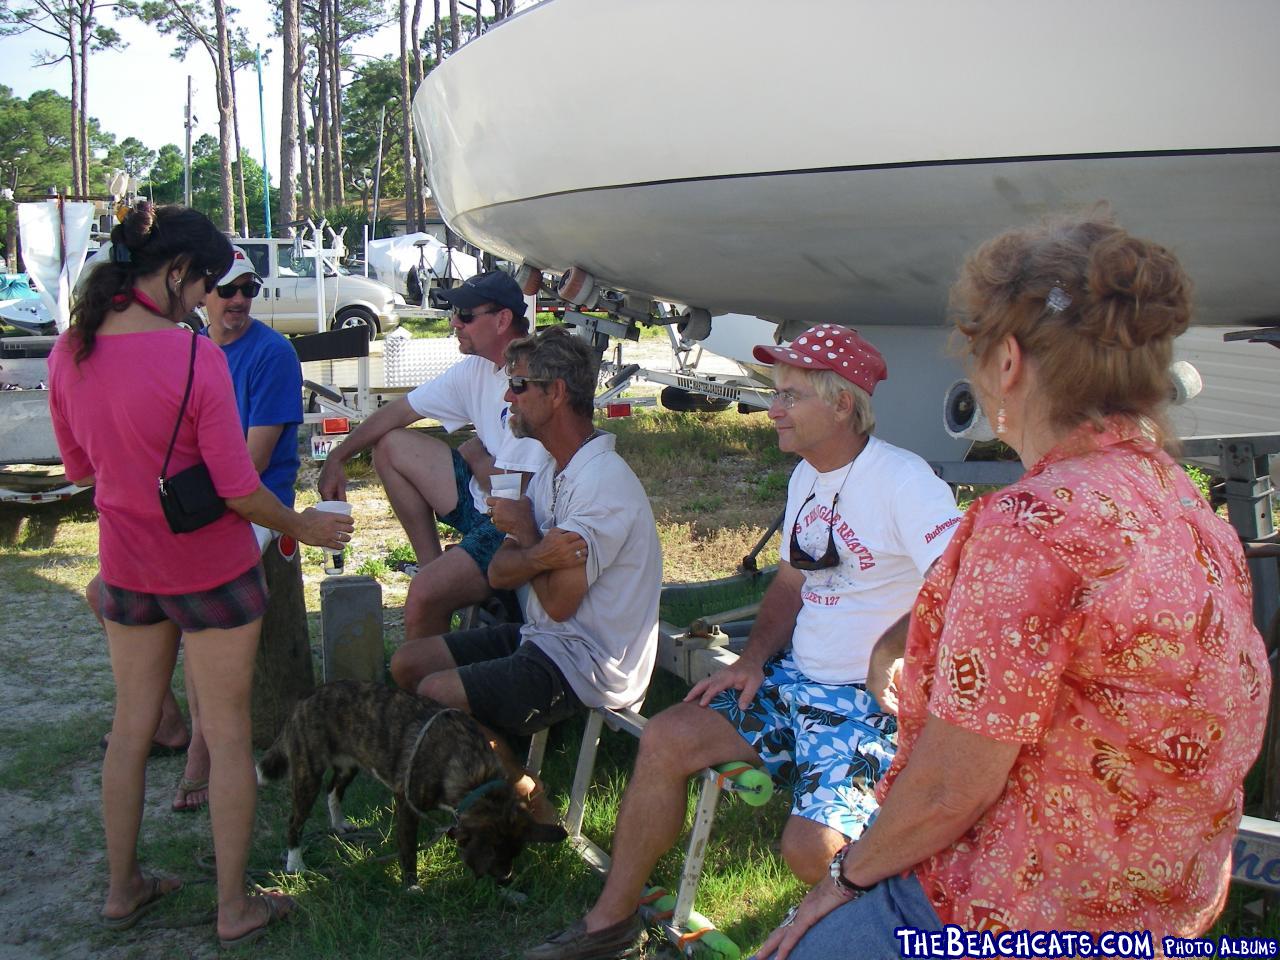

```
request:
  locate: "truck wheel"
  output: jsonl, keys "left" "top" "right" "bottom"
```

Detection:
{"left": 660, "top": 386, "right": 731, "bottom": 413}
{"left": 333, "top": 307, "right": 379, "bottom": 341}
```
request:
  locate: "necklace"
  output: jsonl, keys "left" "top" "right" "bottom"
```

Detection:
{"left": 551, "top": 429, "right": 601, "bottom": 523}
{"left": 129, "top": 288, "right": 177, "bottom": 321}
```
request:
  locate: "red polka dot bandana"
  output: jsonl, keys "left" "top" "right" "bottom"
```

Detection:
{"left": 752, "top": 324, "right": 888, "bottom": 395}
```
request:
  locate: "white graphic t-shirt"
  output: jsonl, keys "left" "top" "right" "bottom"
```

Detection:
{"left": 780, "top": 435, "right": 962, "bottom": 685}
{"left": 406, "top": 355, "right": 550, "bottom": 512}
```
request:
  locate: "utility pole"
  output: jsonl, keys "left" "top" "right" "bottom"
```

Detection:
{"left": 184, "top": 75, "right": 193, "bottom": 207}
{"left": 256, "top": 46, "right": 272, "bottom": 236}
{"left": 370, "top": 105, "right": 385, "bottom": 240}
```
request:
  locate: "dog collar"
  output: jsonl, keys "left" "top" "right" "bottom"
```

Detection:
{"left": 455, "top": 778, "right": 509, "bottom": 816}
{"left": 402, "top": 708, "right": 462, "bottom": 820}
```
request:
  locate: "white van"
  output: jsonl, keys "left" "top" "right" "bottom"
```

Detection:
{"left": 236, "top": 238, "right": 399, "bottom": 339}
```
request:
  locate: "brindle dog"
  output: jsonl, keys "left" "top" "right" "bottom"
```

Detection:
{"left": 257, "top": 680, "right": 566, "bottom": 886}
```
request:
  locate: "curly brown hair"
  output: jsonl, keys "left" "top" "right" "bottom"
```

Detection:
{"left": 949, "top": 213, "right": 1193, "bottom": 445}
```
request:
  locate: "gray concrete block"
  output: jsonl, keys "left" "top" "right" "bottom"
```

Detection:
{"left": 320, "top": 575, "right": 384, "bottom": 684}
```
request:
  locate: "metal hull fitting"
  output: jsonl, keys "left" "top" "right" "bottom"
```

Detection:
{"left": 414, "top": 0, "right": 1280, "bottom": 330}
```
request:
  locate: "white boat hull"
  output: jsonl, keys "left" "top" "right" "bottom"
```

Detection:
{"left": 415, "top": 0, "right": 1280, "bottom": 330}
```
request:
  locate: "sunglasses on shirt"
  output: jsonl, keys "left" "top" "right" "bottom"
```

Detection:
{"left": 215, "top": 280, "right": 262, "bottom": 300}
{"left": 789, "top": 491, "right": 842, "bottom": 571}
{"left": 509, "top": 375, "right": 552, "bottom": 394}
{"left": 452, "top": 307, "right": 500, "bottom": 324}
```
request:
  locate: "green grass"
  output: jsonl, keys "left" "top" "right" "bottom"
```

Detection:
{"left": 0, "top": 711, "right": 110, "bottom": 795}
{"left": 7, "top": 414, "right": 1278, "bottom": 957}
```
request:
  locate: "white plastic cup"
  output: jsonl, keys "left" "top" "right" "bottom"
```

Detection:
{"left": 315, "top": 500, "right": 353, "bottom": 575}
{"left": 489, "top": 473, "right": 522, "bottom": 503}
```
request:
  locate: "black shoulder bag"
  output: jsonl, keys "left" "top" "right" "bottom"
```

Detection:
{"left": 158, "top": 332, "right": 227, "bottom": 534}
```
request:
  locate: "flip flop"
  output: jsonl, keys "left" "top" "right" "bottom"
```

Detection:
{"left": 217, "top": 894, "right": 295, "bottom": 949}
{"left": 172, "top": 776, "right": 209, "bottom": 813}
{"left": 99, "top": 734, "right": 191, "bottom": 758}
{"left": 101, "top": 874, "right": 182, "bottom": 932}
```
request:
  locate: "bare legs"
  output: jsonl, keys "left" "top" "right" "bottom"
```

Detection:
{"left": 182, "top": 619, "right": 291, "bottom": 941}
{"left": 101, "top": 619, "right": 182, "bottom": 923}
{"left": 582, "top": 702, "right": 760, "bottom": 932}
{"left": 403, "top": 548, "right": 492, "bottom": 641}
{"left": 373, "top": 430, "right": 494, "bottom": 641}
{"left": 88, "top": 574, "right": 188, "bottom": 751}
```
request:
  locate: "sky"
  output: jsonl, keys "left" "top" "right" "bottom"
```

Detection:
{"left": 0, "top": 0, "right": 533, "bottom": 188}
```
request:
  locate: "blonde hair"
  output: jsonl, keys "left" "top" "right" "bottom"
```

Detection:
{"left": 949, "top": 213, "right": 1192, "bottom": 446}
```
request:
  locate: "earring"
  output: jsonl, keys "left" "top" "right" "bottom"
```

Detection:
{"left": 995, "top": 402, "right": 1007, "bottom": 436}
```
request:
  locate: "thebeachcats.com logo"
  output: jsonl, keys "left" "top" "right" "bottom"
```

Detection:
{"left": 894, "top": 926, "right": 1156, "bottom": 958}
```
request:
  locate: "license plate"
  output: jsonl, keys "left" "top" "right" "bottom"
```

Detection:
{"left": 310, "top": 433, "right": 346, "bottom": 461}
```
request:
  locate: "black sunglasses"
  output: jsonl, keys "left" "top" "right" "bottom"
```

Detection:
{"left": 789, "top": 491, "right": 842, "bottom": 571}
{"left": 200, "top": 271, "right": 219, "bottom": 294}
{"left": 216, "top": 280, "right": 261, "bottom": 300}
{"left": 509, "top": 375, "right": 552, "bottom": 394}
{"left": 452, "top": 306, "right": 500, "bottom": 324}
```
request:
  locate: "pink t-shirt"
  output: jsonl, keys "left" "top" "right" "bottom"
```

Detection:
{"left": 885, "top": 417, "right": 1269, "bottom": 939}
{"left": 49, "top": 328, "right": 262, "bottom": 593}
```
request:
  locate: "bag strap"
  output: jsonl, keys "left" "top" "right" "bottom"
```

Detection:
{"left": 160, "top": 331, "right": 200, "bottom": 483}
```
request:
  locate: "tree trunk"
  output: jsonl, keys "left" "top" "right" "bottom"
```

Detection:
{"left": 79, "top": 0, "right": 93, "bottom": 195}
{"left": 68, "top": 32, "right": 82, "bottom": 196}
{"left": 399, "top": 0, "right": 417, "bottom": 234}
{"left": 432, "top": 0, "right": 441, "bottom": 64}
{"left": 410, "top": 0, "right": 425, "bottom": 231}
{"left": 230, "top": 66, "right": 251, "bottom": 236}
{"left": 280, "top": 0, "right": 299, "bottom": 230}
{"left": 315, "top": 13, "right": 330, "bottom": 211}
{"left": 213, "top": 0, "right": 237, "bottom": 232}
{"left": 448, "top": 0, "right": 459, "bottom": 53}
{"left": 311, "top": 97, "right": 323, "bottom": 213}
{"left": 328, "top": 0, "right": 344, "bottom": 206}
{"left": 296, "top": 47, "right": 313, "bottom": 218}
{"left": 250, "top": 540, "right": 315, "bottom": 749}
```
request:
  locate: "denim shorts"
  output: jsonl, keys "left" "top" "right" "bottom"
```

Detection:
{"left": 438, "top": 447, "right": 506, "bottom": 574}
{"left": 444, "top": 622, "right": 584, "bottom": 738}
{"left": 709, "top": 651, "right": 897, "bottom": 840}
{"left": 99, "top": 564, "right": 268, "bottom": 632}
{"left": 752, "top": 872, "right": 942, "bottom": 960}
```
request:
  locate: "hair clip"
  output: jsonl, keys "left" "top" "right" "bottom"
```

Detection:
{"left": 110, "top": 243, "right": 131, "bottom": 264}
{"left": 1046, "top": 285, "right": 1072, "bottom": 313}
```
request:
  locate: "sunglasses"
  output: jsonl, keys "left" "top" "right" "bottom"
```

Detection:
{"left": 452, "top": 307, "right": 499, "bottom": 324}
{"left": 789, "top": 491, "right": 842, "bottom": 571}
{"left": 216, "top": 280, "right": 261, "bottom": 300}
{"left": 509, "top": 375, "right": 552, "bottom": 394}
{"left": 201, "top": 271, "right": 219, "bottom": 294}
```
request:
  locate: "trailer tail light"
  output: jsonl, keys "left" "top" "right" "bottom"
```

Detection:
{"left": 605, "top": 402, "right": 633, "bottom": 419}
{"left": 321, "top": 417, "right": 350, "bottom": 435}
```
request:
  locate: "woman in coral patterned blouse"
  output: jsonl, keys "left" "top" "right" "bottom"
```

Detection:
{"left": 756, "top": 216, "right": 1270, "bottom": 960}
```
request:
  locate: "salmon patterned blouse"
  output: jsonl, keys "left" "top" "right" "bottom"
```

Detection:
{"left": 881, "top": 417, "right": 1269, "bottom": 938}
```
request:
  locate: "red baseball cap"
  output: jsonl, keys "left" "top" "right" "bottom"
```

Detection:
{"left": 752, "top": 324, "right": 888, "bottom": 395}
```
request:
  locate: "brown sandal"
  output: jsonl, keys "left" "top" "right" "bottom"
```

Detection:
{"left": 172, "top": 776, "right": 208, "bottom": 813}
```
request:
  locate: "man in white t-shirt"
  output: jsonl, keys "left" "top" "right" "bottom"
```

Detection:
{"left": 390, "top": 326, "right": 661, "bottom": 820}
{"left": 318, "top": 270, "right": 550, "bottom": 643}
{"left": 525, "top": 325, "right": 961, "bottom": 960}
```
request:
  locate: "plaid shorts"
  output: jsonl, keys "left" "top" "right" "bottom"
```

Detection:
{"left": 99, "top": 564, "right": 268, "bottom": 632}
{"left": 709, "top": 651, "right": 897, "bottom": 840}
{"left": 438, "top": 447, "right": 506, "bottom": 573}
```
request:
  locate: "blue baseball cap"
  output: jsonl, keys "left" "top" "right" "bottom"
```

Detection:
{"left": 438, "top": 270, "right": 527, "bottom": 318}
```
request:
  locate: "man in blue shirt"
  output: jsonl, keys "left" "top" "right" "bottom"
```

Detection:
{"left": 203, "top": 247, "right": 303, "bottom": 517}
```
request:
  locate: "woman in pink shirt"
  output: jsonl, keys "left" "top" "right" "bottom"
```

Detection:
{"left": 49, "top": 203, "right": 353, "bottom": 948}
{"left": 756, "top": 216, "right": 1270, "bottom": 960}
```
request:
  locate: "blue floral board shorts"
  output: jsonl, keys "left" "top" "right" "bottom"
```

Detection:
{"left": 438, "top": 447, "right": 506, "bottom": 573}
{"left": 708, "top": 651, "right": 897, "bottom": 840}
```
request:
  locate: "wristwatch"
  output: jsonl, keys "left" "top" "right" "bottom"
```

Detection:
{"left": 829, "top": 842, "right": 876, "bottom": 900}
